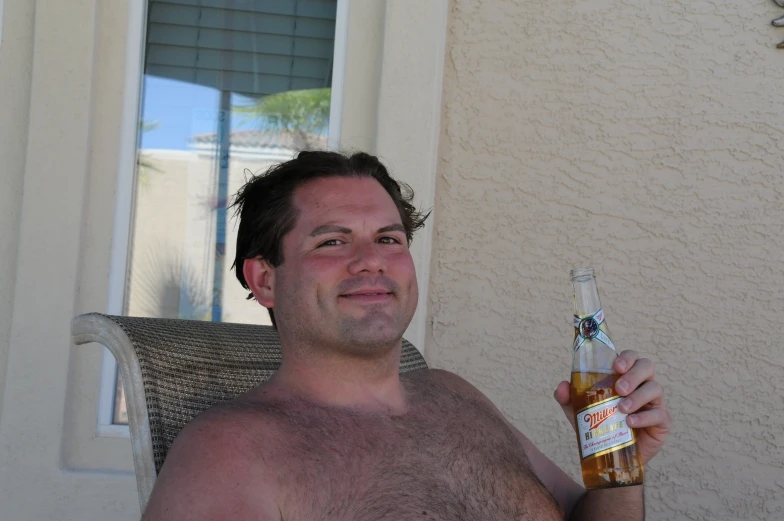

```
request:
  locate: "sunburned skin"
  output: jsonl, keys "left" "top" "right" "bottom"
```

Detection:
{"left": 214, "top": 369, "right": 564, "bottom": 521}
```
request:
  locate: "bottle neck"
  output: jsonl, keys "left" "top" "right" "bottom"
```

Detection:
{"left": 572, "top": 274, "right": 602, "bottom": 317}
{"left": 570, "top": 268, "right": 617, "bottom": 370}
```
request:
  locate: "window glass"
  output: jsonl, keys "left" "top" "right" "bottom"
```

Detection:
{"left": 115, "top": 0, "right": 337, "bottom": 424}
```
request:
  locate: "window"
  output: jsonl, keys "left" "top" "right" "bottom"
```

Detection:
{"left": 104, "top": 0, "right": 345, "bottom": 426}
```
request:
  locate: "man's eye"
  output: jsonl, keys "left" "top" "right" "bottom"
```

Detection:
{"left": 318, "top": 239, "right": 344, "bottom": 247}
{"left": 378, "top": 236, "right": 402, "bottom": 244}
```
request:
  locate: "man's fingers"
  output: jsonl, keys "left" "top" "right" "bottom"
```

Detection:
{"left": 618, "top": 380, "right": 663, "bottom": 414}
{"left": 615, "top": 357, "right": 654, "bottom": 396}
{"left": 613, "top": 350, "right": 639, "bottom": 374}
{"left": 627, "top": 407, "right": 672, "bottom": 432}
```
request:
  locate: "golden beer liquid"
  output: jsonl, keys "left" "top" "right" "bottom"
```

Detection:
{"left": 570, "top": 371, "right": 645, "bottom": 489}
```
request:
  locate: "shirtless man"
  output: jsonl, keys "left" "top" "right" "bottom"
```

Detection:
{"left": 142, "top": 151, "right": 671, "bottom": 521}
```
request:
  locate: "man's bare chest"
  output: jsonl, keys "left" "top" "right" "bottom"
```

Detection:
{"left": 269, "top": 388, "right": 563, "bottom": 521}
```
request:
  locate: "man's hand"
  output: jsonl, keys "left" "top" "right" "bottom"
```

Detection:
{"left": 553, "top": 350, "right": 672, "bottom": 465}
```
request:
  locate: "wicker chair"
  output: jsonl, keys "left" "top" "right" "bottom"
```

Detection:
{"left": 70, "top": 313, "right": 428, "bottom": 510}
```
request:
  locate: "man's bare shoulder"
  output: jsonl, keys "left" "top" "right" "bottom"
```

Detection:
{"left": 141, "top": 395, "right": 286, "bottom": 521}
{"left": 192, "top": 391, "right": 291, "bottom": 429}
{"left": 168, "top": 391, "right": 300, "bottom": 473}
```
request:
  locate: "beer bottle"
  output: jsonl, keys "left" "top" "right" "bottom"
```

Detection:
{"left": 569, "top": 267, "right": 644, "bottom": 489}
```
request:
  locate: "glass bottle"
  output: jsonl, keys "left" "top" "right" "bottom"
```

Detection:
{"left": 569, "top": 267, "right": 644, "bottom": 489}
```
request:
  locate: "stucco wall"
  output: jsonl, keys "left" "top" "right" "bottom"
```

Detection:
{"left": 429, "top": 1, "right": 784, "bottom": 520}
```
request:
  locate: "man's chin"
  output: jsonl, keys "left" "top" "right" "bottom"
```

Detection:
{"left": 336, "top": 315, "right": 406, "bottom": 354}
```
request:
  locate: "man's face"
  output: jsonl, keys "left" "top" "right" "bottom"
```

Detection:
{"left": 271, "top": 176, "right": 418, "bottom": 355}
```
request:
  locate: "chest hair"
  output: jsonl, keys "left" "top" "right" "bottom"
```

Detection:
{"left": 265, "top": 375, "right": 563, "bottom": 521}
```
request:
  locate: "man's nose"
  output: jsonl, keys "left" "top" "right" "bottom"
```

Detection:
{"left": 347, "top": 241, "right": 386, "bottom": 275}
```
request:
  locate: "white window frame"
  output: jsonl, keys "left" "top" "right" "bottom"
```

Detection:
{"left": 96, "top": 0, "right": 350, "bottom": 436}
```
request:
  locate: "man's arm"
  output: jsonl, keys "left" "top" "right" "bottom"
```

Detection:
{"left": 568, "top": 486, "right": 644, "bottom": 521}
{"left": 488, "top": 398, "right": 647, "bottom": 521}
{"left": 141, "top": 410, "right": 281, "bottom": 521}
{"left": 552, "top": 350, "right": 672, "bottom": 520}
{"left": 508, "top": 421, "right": 646, "bottom": 521}
{"left": 428, "top": 365, "right": 665, "bottom": 521}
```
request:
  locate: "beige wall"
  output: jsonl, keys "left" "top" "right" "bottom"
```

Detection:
{"left": 429, "top": 1, "right": 783, "bottom": 520}
{"left": 0, "top": 0, "right": 34, "bottom": 424}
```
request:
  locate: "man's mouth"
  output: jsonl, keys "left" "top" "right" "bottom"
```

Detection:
{"left": 339, "top": 290, "right": 393, "bottom": 302}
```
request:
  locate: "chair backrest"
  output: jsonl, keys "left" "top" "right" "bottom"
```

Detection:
{"left": 71, "top": 313, "right": 428, "bottom": 510}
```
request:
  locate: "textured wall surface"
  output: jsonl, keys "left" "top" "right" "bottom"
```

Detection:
{"left": 428, "top": 1, "right": 784, "bottom": 520}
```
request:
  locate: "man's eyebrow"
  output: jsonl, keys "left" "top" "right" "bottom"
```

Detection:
{"left": 378, "top": 224, "right": 406, "bottom": 234}
{"left": 308, "top": 223, "right": 406, "bottom": 237}
{"left": 309, "top": 225, "right": 353, "bottom": 237}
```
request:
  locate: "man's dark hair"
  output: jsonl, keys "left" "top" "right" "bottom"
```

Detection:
{"left": 231, "top": 150, "right": 429, "bottom": 327}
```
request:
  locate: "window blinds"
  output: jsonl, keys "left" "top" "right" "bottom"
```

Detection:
{"left": 144, "top": 0, "right": 337, "bottom": 96}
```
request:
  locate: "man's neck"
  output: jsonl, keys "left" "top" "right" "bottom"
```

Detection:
{"left": 265, "top": 343, "right": 408, "bottom": 414}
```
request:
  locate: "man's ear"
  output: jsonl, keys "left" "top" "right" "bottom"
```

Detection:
{"left": 243, "top": 257, "right": 276, "bottom": 308}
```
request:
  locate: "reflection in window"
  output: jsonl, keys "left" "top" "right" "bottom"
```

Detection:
{"left": 114, "top": 0, "right": 337, "bottom": 424}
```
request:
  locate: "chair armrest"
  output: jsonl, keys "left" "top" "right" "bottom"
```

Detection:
{"left": 71, "top": 313, "right": 157, "bottom": 511}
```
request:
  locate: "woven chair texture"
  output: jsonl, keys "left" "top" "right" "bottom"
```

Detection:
{"left": 71, "top": 313, "right": 427, "bottom": 509}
